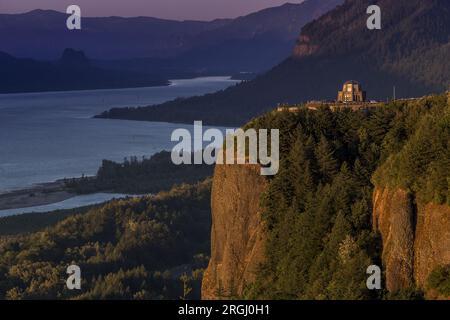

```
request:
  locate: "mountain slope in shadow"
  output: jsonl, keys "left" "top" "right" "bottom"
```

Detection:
{"left": 0, "top": 49, "right": 167, "bottom": 94}
{"left": 0, "top": 0, "right": 343, "bottom": 76}
{"left": 97, "top": 0, "right": 450, "bottom": 126}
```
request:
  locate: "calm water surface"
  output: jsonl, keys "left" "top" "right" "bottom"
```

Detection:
{"left": 0, "top": 77, "right": 237, "bottom": 192}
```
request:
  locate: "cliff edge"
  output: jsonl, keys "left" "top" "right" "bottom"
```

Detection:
{"left": 373, "top": 187, "right": 450, "bottom": 296}
{"left": 201, "top": 164, "right": 268, "bottom": 299}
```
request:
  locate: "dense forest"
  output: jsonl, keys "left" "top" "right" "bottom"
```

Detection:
{"left": 0, "top": 181, "right": 211, "bottom": 299}
{"left": 0, "top": 205, "right": 95, "bottom": 236}
{"left": 65, "top": 151, "right": 213, "bottom": 194}
{"left": 240, "top": 93, "right": 449, "bottom": 299}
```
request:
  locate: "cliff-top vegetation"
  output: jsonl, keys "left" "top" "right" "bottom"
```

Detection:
{"left": 243, "top": 93, "right": 449, "bottom": 299}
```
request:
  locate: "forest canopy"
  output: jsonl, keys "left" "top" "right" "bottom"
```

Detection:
{"left": 243, "top": 94, "right": 449, "bottom": 299}
{"left": 0, "top": 180, "right": 212, "bottom": 300}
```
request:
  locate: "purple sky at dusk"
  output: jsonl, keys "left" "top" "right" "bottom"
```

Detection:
{"left": 0, "top": 0, "right": 305, "bottom": 21}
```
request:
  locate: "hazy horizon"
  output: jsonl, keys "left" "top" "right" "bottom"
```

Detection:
{"left": 0, "top": 0, "right": 305, "bottom": 21}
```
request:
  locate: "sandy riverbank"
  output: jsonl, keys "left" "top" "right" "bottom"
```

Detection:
{"left": 0, "top": 181, "right": 76, "bottom": 211}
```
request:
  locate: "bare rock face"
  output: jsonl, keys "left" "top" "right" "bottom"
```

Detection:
{"left": 373, "top": 187, "right": 450, "bottom": 295}
{"left": 373, "top": 188, "right": 415, "bottom": 292}
{"left": 201, "top": 164, "right": 268, "bottom": 299}
{"left": 292, "top": 35, "right": 319, "bottom": 58}
{"left": 414, "top": 203, "right": 450, "bottom": 288}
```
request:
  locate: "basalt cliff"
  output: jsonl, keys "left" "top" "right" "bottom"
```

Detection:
{"left": 202, "top": 164, "right": 268, "bottom": 299}
{"left": 373, "top": 188, "right": 450, "bottom": 298}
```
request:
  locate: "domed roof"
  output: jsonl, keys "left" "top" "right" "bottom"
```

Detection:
{"left": 343, "top": 80, "right": 360, "bottom": 85}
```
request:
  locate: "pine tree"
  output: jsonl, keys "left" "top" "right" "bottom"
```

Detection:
{"left": 315, "top": 135, "right": 338, "bottom": 183}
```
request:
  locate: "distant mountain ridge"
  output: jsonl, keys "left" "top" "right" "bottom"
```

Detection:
{"left": 0, "top": 9, "right": 227, "bottom": 60}
{"left": 0, "top": 49, "right": 167, "bottom": 94}
{"left": 0, "top": 0, "right": 343, "bottom": 75}
{"left": 97, "top": 0, "right": 450, "bottom": 126}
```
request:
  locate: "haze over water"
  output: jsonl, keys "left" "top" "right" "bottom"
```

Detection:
{"left": 0, "top": 77, "right": 237, "bottom": 192}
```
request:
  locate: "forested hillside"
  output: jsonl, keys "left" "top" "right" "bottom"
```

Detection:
{"left": 0, "top": 181, "right": 211, "bottom": 299}
{"left": 65, "top": 151, "right": 213, "bottom": 194}
{"left": 228, "top": 93, "right": 449, "bottom": 299}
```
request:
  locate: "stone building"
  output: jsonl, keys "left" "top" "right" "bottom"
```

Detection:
{"left": 337, "top": 80, "right": 366, "bottom": 103}
{"left": 277, "top": 80, "right": 379, "bottom": 113}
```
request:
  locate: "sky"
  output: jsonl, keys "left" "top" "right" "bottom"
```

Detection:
{"left": 0, "top": 0, "right": 305, "bottom": 21}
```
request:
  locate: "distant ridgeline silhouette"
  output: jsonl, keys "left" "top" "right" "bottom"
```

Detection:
{"left": 0, "top": 0, "right": 343, "bottom": 77}
{"left": 58, "top": 48, "right": 91, "bottom": 68}
{"left": 97, "top": 0, "right": 450, "bottom": 126}
{"left": 0, "top": 49, "right": 167, "bottom": 93}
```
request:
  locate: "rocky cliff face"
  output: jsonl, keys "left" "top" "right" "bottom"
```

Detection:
{"left": 373, "top": 187, "right": 450, "bottom": 295}
{"left": 414, "top": 202, "right": 450, "bottom": 288}
{"left": 202, "top": 166, "right": 449, "bottom": 299}
{"left": 202, "top": 164, "right": 268, "bottom": 299}
{"left": 372, "top": 188, "right": 415, "bottom": 291}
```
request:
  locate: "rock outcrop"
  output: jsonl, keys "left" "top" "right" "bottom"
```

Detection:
{"left": 202, "top": 164, "right": 268, "bottom": 299}
{"left": 292, "top": 35, "right": 319, "bottom": 57}
{"left": 414, "top": 203, "right": 450, "bottom": 287}
{"left": 372, "top": 188, "right": 415, "bottom": 292}
{"left": 373, "top": 187, "right": 450, "bottom": 294}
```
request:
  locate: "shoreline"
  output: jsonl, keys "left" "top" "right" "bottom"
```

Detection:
{"left": 0, "top": 80, "right": 170, "bottom": 96}
{"left": 0, "top": 180, "right": 76, "bottom": 211}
